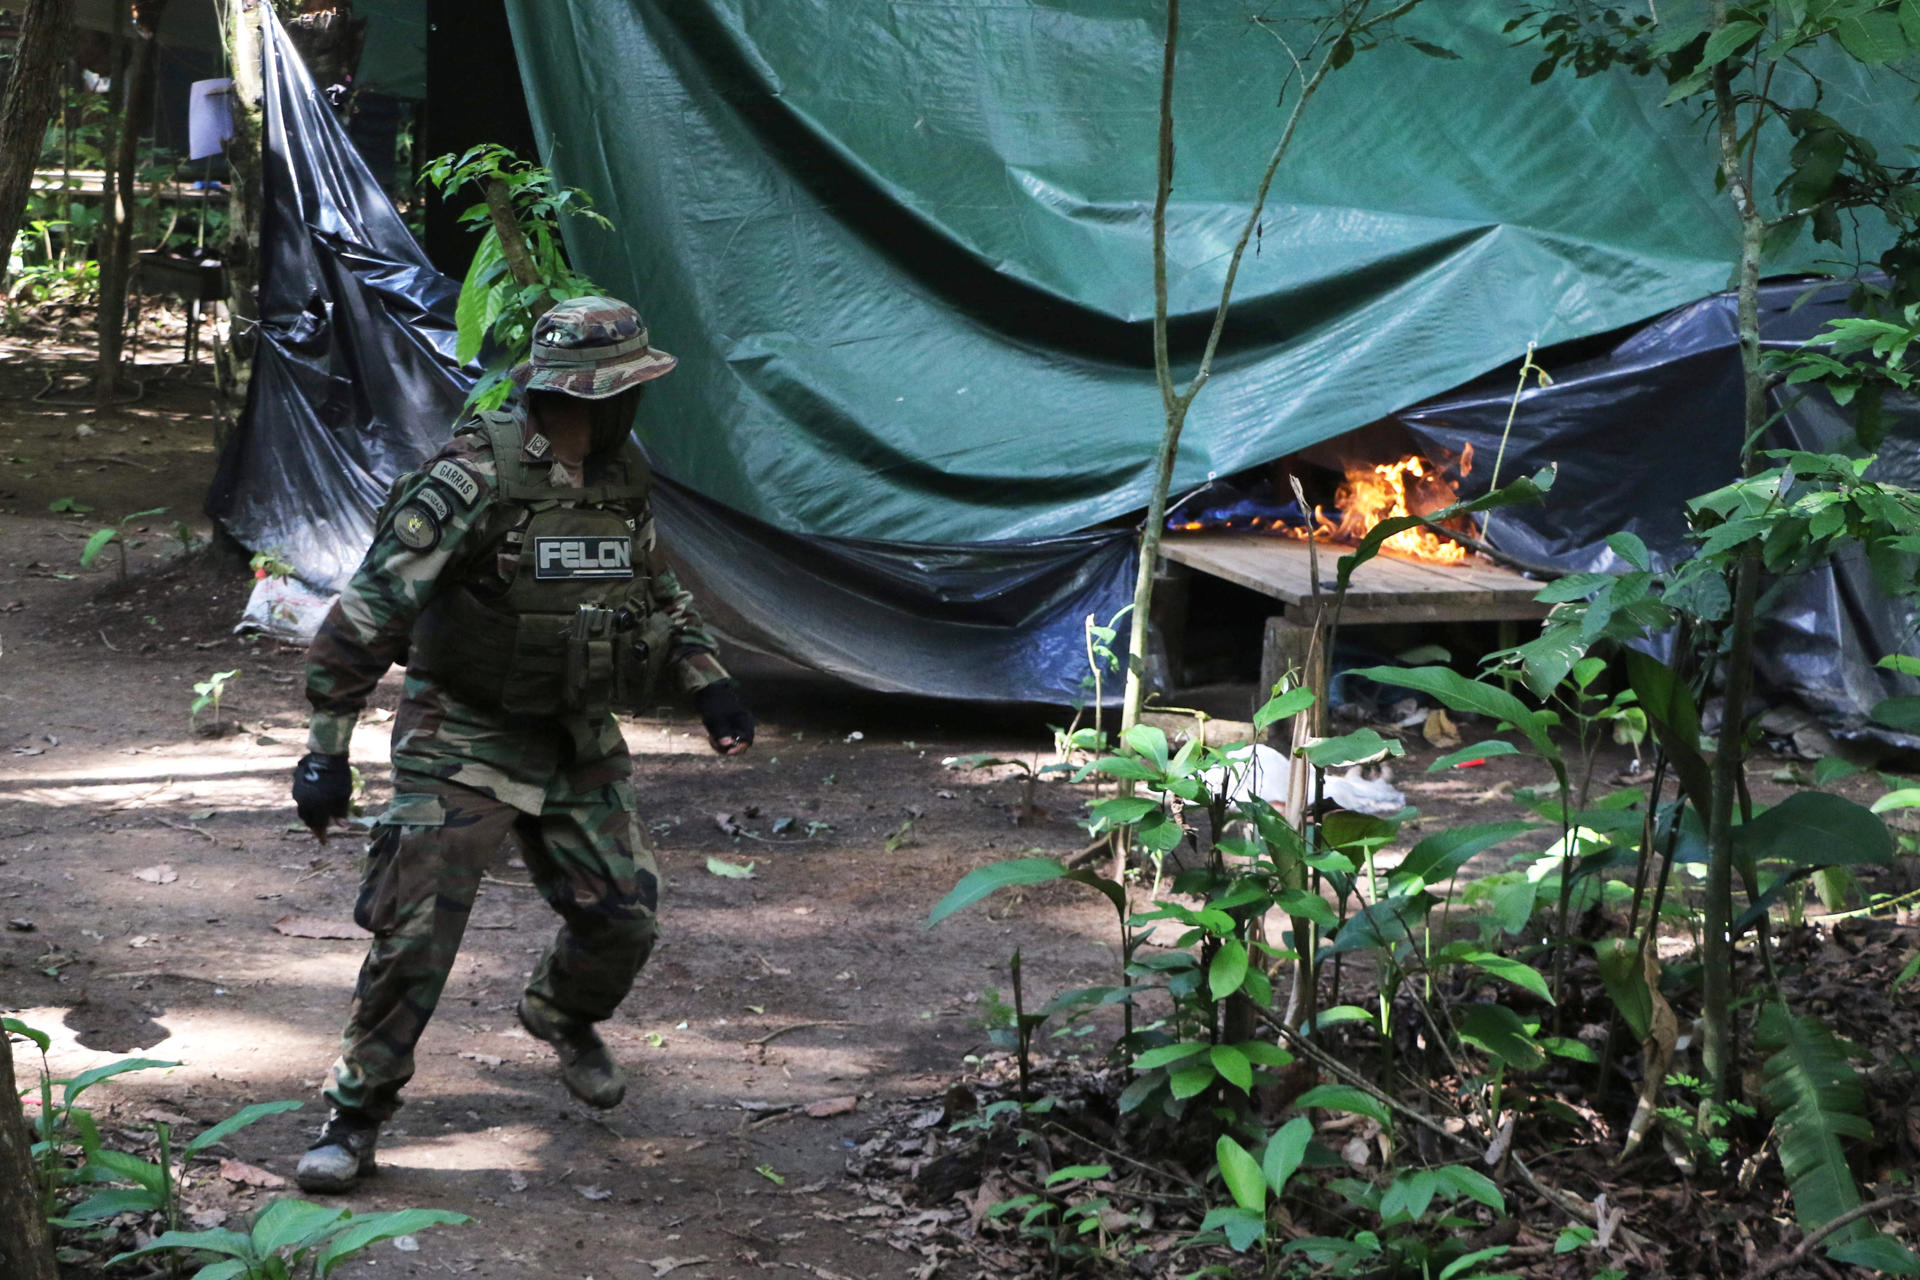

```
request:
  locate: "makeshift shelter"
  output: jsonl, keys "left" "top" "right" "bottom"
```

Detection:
{"left": 206, "top": 2, "right": 1920, "bottom": 732}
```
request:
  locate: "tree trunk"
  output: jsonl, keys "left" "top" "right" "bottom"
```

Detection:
{"left": 0, "top": 1034, "right": 56, "bottom": 1280}
{"left": 0, "top": 0, "right": 76, "bottom": 276}
{"left": 94, "top": 0, "right": 168, "bottom": 402}
{"left": 216, "top": 0, "right": 268, "bottom": 448}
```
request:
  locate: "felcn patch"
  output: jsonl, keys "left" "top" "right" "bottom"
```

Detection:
{"left": 428, "top": 459, "right": 481, "bottom": 506}
{"left": 533, "top": 535, "right": 632, "bottom": 580}
{"left": 392, "top": 503, "right": 440, "bottom": 550}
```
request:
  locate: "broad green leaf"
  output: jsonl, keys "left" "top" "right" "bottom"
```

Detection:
{"left": 1350, "top": 665, "right": 1558, "bottom": 766}
{"left": 1455, "top": 1003, "right": 1545, "bottom": 1071}
{"left": 1393, "top": 821, "right": 1536, "bottom": 892}
{"left": 1431, "top": 1164, "right": 1506, "bottom": 1213}
{"left": 1254, "top": 685, "right": 1315, "bottom": 731}
{"left": 1699, "top": 18, "right": 1763, "bottom": 67}
{"left": 252, "top": 1199, "right": 350, "bottom": 1255}
{"left": 1236, "top": 1040, "right": 1293, "bottom": 1067}
{"left": 1595, "top": 938, "right": 1652, "bottom": 1040}
{"left": 1273, "top": 888, "right": 1338, "bottom": 931}
{"left": 1090, "top": 796, "right": 1159, "bottom": 826}
{"left": 1870, "top": 696, "right": 1920, "bottom": 732}
{"left": 1134, "top": 808, "right": 1186, "bottom": 854}
{"left": 183, "top": 1100, "right": 306, "bottom": 1157}
{"left": 1216, "top": 1136, "right": 1267, "bottom": 1212}
{"left": 1533, "top": 572, "right": 1614, "bottom": 604}
{"left": 1200, "top": 1204, "right": 1268, "bottom": 1252}
{"left": 316, "top": 1209, "right": 470, "bottom": 1275}
{"left": 928, "top": 857, "right": 1066, "bottom": 924}
{"left": 705, "top": 857, "right": 755, "bottom": 879}
{"left": 1827, "top": 1235, "right": 1920, "bottom": 1274}
{"left": 87, "top": 1147, "right": 168, "bottom": 1193}
{"left": 63, "top": 1057, "right": 178, "bottom": 1104}
{"left": 1294, "top": 1084, "right": 1391, "bottom": 1127}
{"left": 80, "top": 528, "right": 117, "bottom": 567}
{"left": 1211, "top": 1043, "right": 1254, "bottom": 1093}
{"left": 190, "top": 1261, "right": 251, "bottom": 1280}
{"left": 1262, "top": 1115, "right": 1313, "bottom": 1196}
{"left": 3, "top": 1017, "right": 50, "bottom": 1052}
{"left": 1624, "top": 651, "right": 1711, "bottom": 815}
{"left": 1305, "top": 1005, "right": 1380, "bottom": 1032}
{"left": 1606, "top": 531, "right": 1652, "bottom": 571}
{"left": 1133, "top": 1041, "right": 1209, "bottom": 1071}
{"left": 1758, "top": 1004, "right": 1872, "bottom": 1243}
{"left": 1169, "top": 1062, "right": 1216, "bottom": 1099}
{"left": 1456, "top": 950, "right": 1554, "bottom": 1003}
{"left": 1733, "top": 792, "right": 1893, "bottom": 870}
{"left": 1120, "top": 724, "right": 1170, "bottom": 772}
{"left": 1089, "top": 755, "right": 1160, "bottom": 780}
{"left": 1323, "top": 892, "right": 1434, "bottom": 957}
{"left": 1427, "top": 741, "right": 1520, "bottom": 772}
{"left": 109, "top": 1229, "right": 256, "bottom": 1266}
{"left": 65, "top": 1187, "right": 163, "bottom": 1222}
{"left": 1870, "top": 788, "right": 1920, "bottom": 814}
{"left": 1209, "top": 940, "right": 1250, "bottom": 1002}
{"left": 1381, "top": 1168, "right": 1439, "bottom": 1223}
{"left": 1301, "top": 729, "right": 1404, "bottom": 769}
{"left": 1835, "top": 8, "right": 1906, "bottom": 62}
{"left": 1877, "top": 653, "right": 1920, "bottom": 677}
{"left": 1045, "top": 1164, "right": 1112, "bottom": 1186}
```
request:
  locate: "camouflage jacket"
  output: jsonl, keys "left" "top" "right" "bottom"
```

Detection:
{"left": 304, "top": 410, "right": 729, "bottom": 812}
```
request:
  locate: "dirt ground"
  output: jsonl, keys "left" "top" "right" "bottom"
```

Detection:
{"left": 3, "top": 324, "right": 1915, "bottom": 1280}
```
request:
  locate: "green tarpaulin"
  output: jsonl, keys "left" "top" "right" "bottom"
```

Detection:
{"left": 504, "top": 0, "right": 1904, "bottom": 545}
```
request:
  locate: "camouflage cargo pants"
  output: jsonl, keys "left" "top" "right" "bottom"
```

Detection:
{"left": 324, "top": 771, "right": 659, "bottom": 1120}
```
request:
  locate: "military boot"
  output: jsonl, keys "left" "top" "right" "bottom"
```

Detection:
{"left": 517, "top": 994, "right": 626, "bottom": 1108}
{"left": 295, "top": 1108, "right": 379, "bottom": 1193}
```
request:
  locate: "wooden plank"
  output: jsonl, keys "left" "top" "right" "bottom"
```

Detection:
{"left": 1161, "top": 533, "right": 1551, "bottom": 623}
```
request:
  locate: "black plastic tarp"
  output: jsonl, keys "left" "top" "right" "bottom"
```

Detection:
{"left": 206, "top": 12, "right": 1136, "bottom": 705}
{"left": 1396, "top": 281, "right": 1920, "bottom": 742}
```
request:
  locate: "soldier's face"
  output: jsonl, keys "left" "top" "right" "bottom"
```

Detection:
{"left": 588, "top": 386, "right": 645, "bottom": 453}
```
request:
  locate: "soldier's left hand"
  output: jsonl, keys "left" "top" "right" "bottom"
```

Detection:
{"left": 695, "top": 681, "right": 754, "bottom": 756}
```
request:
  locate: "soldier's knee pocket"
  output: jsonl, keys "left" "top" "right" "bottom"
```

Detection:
{"left": 354, "top": 793, "right": 449, "bottom": 935}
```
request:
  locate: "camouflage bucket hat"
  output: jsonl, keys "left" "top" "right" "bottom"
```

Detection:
{"left": 512, "top": 296, "right": 677, "bottom": 399}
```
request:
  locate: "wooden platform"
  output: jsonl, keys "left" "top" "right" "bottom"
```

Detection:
{"left": 1160, "top": 533, "right": 1552, "bottom": 626}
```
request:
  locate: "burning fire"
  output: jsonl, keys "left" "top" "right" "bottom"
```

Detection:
{"left": 1321, "top": 447, "right": 1471, "bottom": 564}
{"left": 1175, "top": 445, "right": 1475, "bottom": 565}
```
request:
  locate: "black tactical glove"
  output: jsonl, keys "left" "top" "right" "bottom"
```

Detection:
{"left": 292, "top": 752, "right": 353, "bottom": 841}
{"left": 695, "top": 681, "right": 754, "bottom": 755}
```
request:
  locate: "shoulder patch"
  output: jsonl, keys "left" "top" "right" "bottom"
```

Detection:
{"left": 428, "top": 459, "right": 482, "bottom": 506}
{"left": 413, "top": 484, "right": 453, "bottom": 523}
{"left": 524, "top": 432, "right": 551, "bottom": 459}
{"left": 392, "top": 503, "right": 441, "bottom": 551}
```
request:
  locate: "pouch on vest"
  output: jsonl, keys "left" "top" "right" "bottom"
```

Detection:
{"left": 614, "top": 607, "right": 675, "bottom": 713}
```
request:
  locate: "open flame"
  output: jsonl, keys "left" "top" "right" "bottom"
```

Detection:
{"left": 1320, "top": 445, "right": 1472, "bottom": 564}
{"left": 1174, "top": 445, "right": 1475, "bottom": 565}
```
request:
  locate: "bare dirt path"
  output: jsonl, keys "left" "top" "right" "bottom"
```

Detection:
{"left": 0, "top": 335, "right": 1124, "bottom": 1279}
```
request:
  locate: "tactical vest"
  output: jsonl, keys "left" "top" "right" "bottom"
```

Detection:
{"left": 408, "top": 411, "right": 673, "bottom": 717}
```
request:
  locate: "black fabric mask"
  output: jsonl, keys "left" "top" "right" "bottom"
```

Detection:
{"left": 589, "top": 387, "right": 645, "bottom": 454}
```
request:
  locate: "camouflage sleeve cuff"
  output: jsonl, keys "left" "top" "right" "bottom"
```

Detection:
{"left": 306, "top": 711, "right": 359, "bottom": 758}
{"left": 673, "top": 650, "right": 731, "bottom": 695}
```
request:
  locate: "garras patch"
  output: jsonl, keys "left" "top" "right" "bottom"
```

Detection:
{"left": 533, "top": 535, "right": 633, "bottom": 579}
{"left": 392, "top": 503, "right": 440, "bottom": 551}
{"left": 428, "top": 459, "right": 481, "bottom": 505}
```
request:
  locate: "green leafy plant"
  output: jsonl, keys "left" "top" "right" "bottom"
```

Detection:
{"left": 191, "top": 669, "right": 241, "bottom": 734}
{"left": 250, "top": 551, "right": 296, "bottom": 582}
{"left": 109, "top": 1199, "right": 469, "bottom": 1279}
{"left": 80, "top": 507, "right": 167, "bottom": 583}
{"left": 419, "top": 144, "right": 612, "bottom": 412}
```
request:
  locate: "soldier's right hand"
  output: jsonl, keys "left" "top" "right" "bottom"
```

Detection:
{"left": 292, "top": 752, "right": 353, "bottom": 842}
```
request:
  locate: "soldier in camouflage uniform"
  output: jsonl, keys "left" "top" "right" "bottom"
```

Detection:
{"left": 288, "top": 297, "right": 754, "bottom": 1193}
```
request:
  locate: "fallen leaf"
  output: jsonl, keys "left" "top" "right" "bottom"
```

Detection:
{"left": 459, "top": 1051, "right": 504, "bottom": 1068}
{"left": 706, "top": 857, "right": 756, "bottom": 880}
{"left": 273, "top": 915, "right": 368, "bottom": 940}
{"left": 649, "top": 1257, "right": 711, "bottom": 1277}
{"left": 713, "top": 812, "right": 743, "bottom": 837}
{"left": 142, "top": 1109, "right": 196, "bottom": 1127}
{"left": 188, "top": 810, "right": 216, "bottom": 821}
{"left": 218, "top": 1158, "right": 286, "bottom": 1188}
{"left": 189, "top": 1207, "right": 229, "bottom": 1229}
{"left": 133, "top": 864, "right": 178, "bottom": 885}
{"left": 507, "top": 1171, "right": 528, "bottom": 1192}
{"left": 1422, "top": 708, "right": 1461, "bottom": 749}
{"left": 804, "top": 1096, "right": 859, "bottom": 1119}
{"left": 6, "top": 918, "right": 34, "bottom": 932}
{"left": 392, "top": 1235, "right": 419, "bottom": 1253}
{"left": 128, "top": 935, "right": 155, "bottom": 948}
{"left": 577, "top": 1184, "right": 614, "bottom": 1201}
{"left": 11, "top": 745, "right": 44, "bottom": 756}
{"left": 755, "top": 1164, "right": 786, "bottom": 1185}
